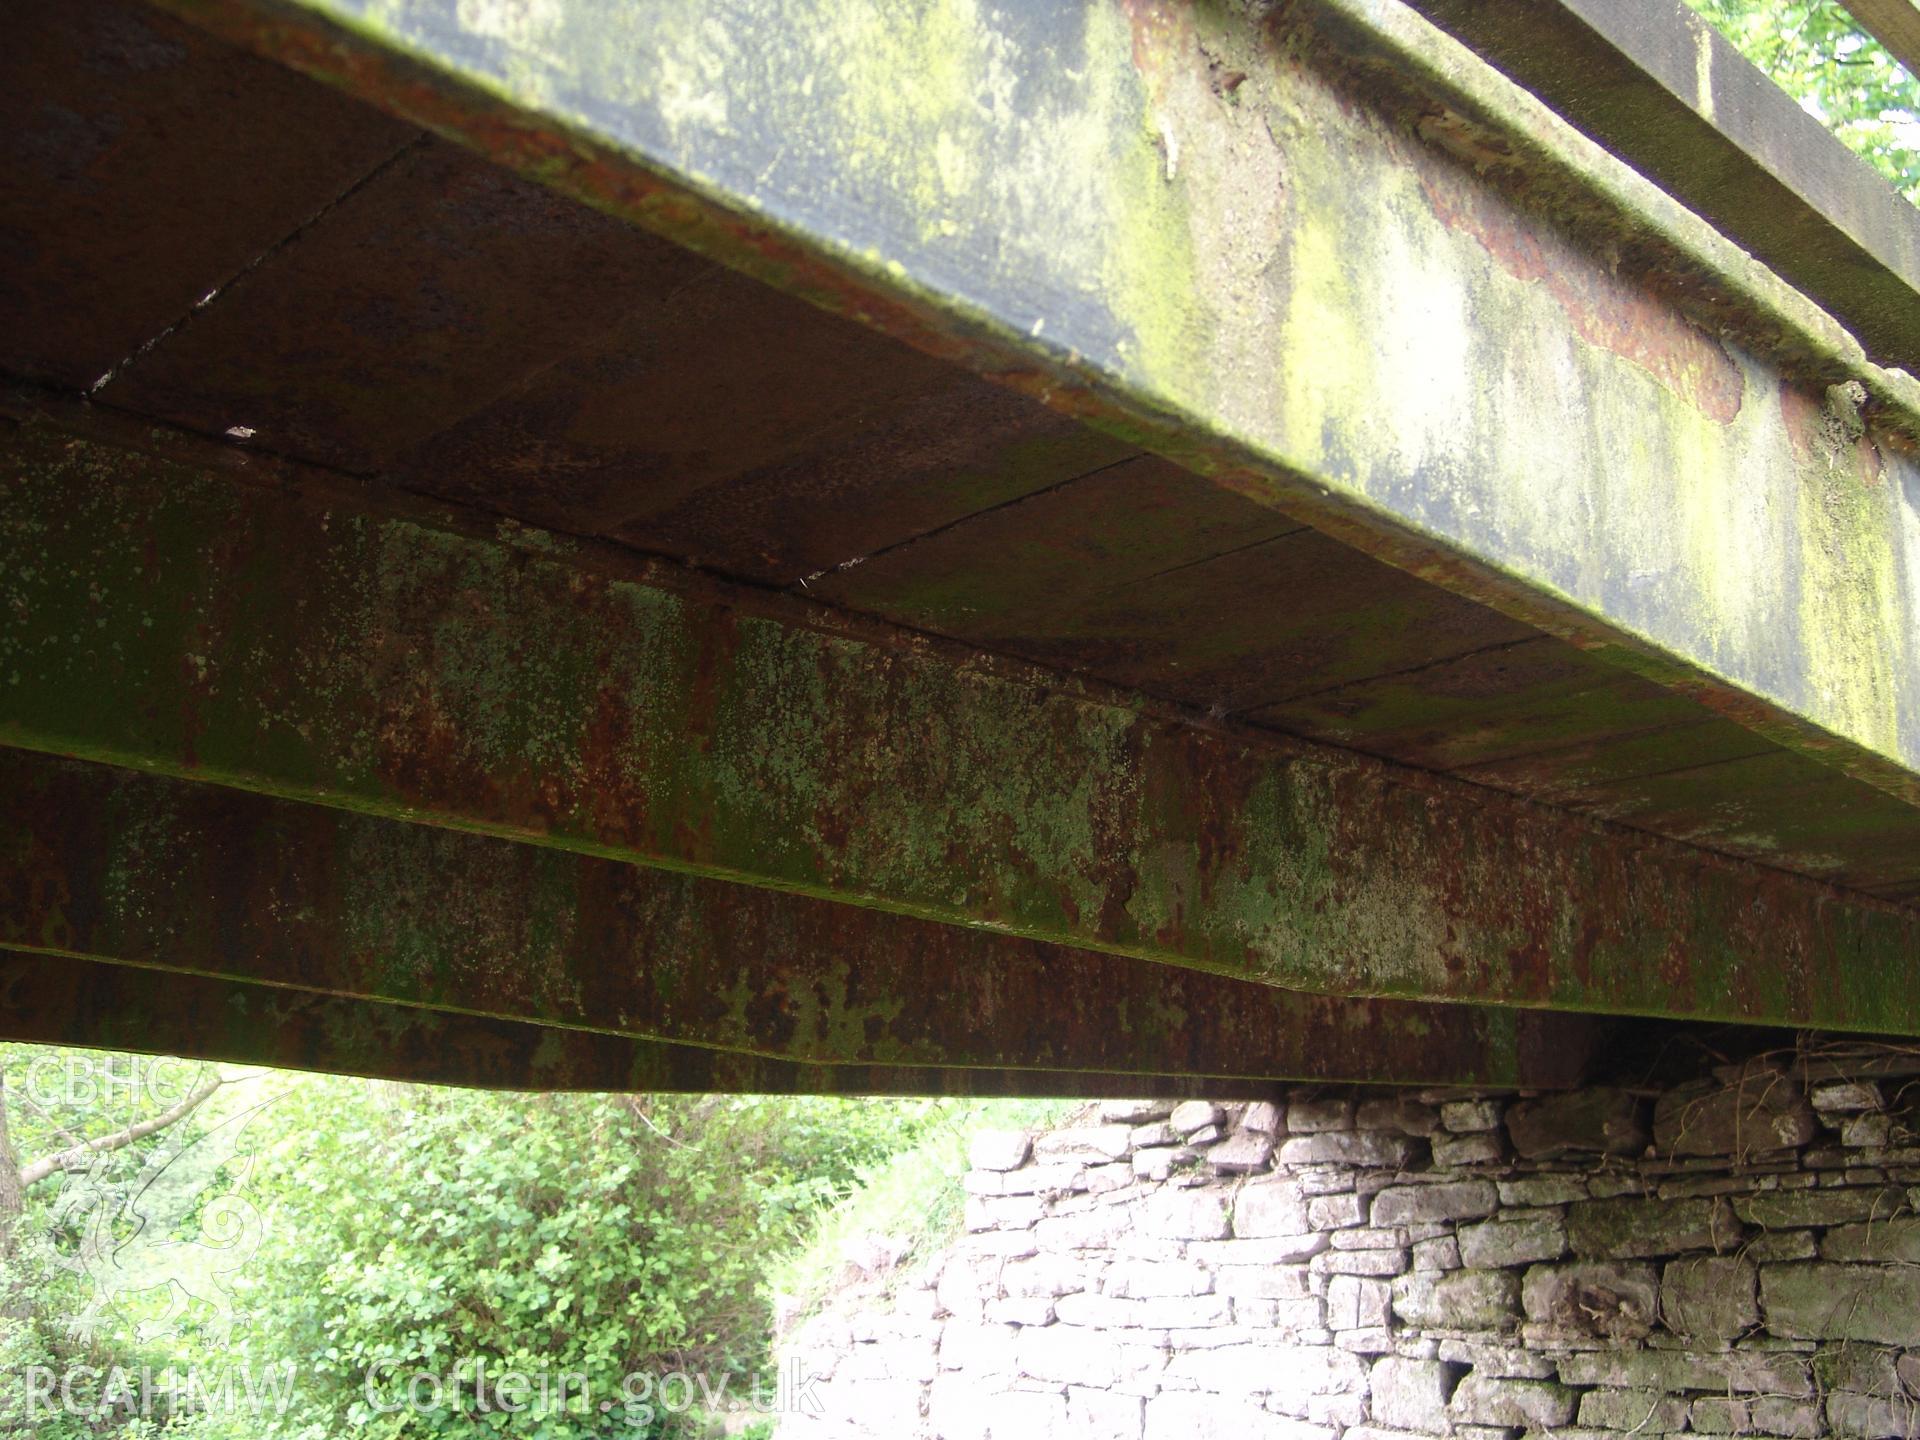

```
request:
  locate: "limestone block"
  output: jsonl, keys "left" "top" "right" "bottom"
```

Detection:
{"left": 1130, "top": 1121, "right": 1176, "bottom": 1149}
{"left": 1213, "top": 1265, "right": 1313, "bottom": 1300}
{"left": 1325, "top": 1275, "right": 1391, "bottom": 1331}
{"left": 1144, "top": 1188, "right": 1232, "bottom": 1241}
{"left": 1334, "top": 1327, "right": 1394, "bottom": 1355}
{"left": 1761, "top": 1262, "right": 1920, "bottom": 1344}
{"left": 1000, "top": 1162, "right": 1091, "bottom": 1196}
{"left": 1505, "top": 1088, "right": 1648, "bottom": 1159}
{"left": 1163, "top": 1341, "right": 1286, "bottom": 1395}
{"left": 1752, "top": 1397, "right": 1825, "bottom": 1437}
{"left": 1287, "top": 1097, "right": 1354, "bottom": 1133}
{"left": 1145, "top": 1392, "right": 1325, "bottom": 1440}
{"left": 1746, "top": 1229, "right": 1819, "bottom": 1262}
{"left": 1687, "top": 1396, "right": 1826, "bottom": 1440}
{"left": 1018, "top": 1325, "right": 1125, "bottom": 1386}
{"left": 1306, "top": 1391, "right": 1367, "bottom": 1428}
{"left": 1826, "top": 1391, "right": 1916, "bottom": 1439}
{"left": 966, "top": 1194, "right": 1045, "bottom": 1232}
{"left": 986, "top": 1296, "right": 1056, "bottom": 1325}
{"left": 984, "top": 1389, "right": 1068, "bottom": 1439}
{"left": 1432, "top": 1133, "right": 1504, "bottom": 1167}
{"left": 1843, "top": 1113, "right": 1894, "bottom": 1147}
{"left": 1228, "top": 1296, "right": 1326, "bottom": 1332}
{"left": 970, "top": 1129, "right": 1032, "bottom": 1172}
{"left": 1434, "top": 1340, "right": 1556, "bottom": 1379}
{"left": 1312, "top": 1248, "right": 1408, "bottom": 1278}
{"left": 1036, "top": 1207, "right": 1135, "bottom": 1250}
{"left": 1103, "top": 1100, "right": 1176, "bottom": 1124}
{"left": 1457, "top": 1215, "right": 1567, "bottom": 1268}
{"left": 1368, "top": 1356, "right": 1457, "bottom": 1432}
{"left": 1520, "top": 1261, "right": 1657, "bottom": 1340}
{"left": 963, "top": 1230, "right": 1039, "bottom": 1259}
{"left": 1189, "top": 1235, "right": 1330, "bottom": 1266}
{"left": 1390, "top": 1269, "right": 1519, "bottom": 1330}
{"left": 1170, "top": 1101, "right": 1225, "bottom": 1136}
{"left": 839, "top": 1336, "right": 937, "bottom": 1383}
{"left": 1557, "top": 1347, "right": 1812, "bottom": 1395}
{"left": 1279, "top": 1132, "right": 1419, "bottom": 1168}
{"left": 1003, "top": 1253, "right": 1087, "bottom": 1299}
{"left": 1447, "top": 1374, "right": 1575, "bottom": 1429}
{"left": 1068, "top": 1386, "right": 1145, "bottom": 1440}
{"left": 1576, "top": 1387, "right": 1688, "bottom": 1432}
{"left": 812, "top": 1378, "right": 923, "bottom": 1434}
{"left": 1210, "top": 1130, "right": 1277, "bottom": 1174}
{"left": 1242, "top": 1101, "right": 1283, "bottom": 1136}
{"left": 1307, "top": 1193, "right": 1365, "bottom": 1229}
{"left": 1331, "top": 1226, "right": 1409, "bottom": 1251}
{"left": 1689, "top": 1397, "right": 1750, "bottom": 1434}
{"left": 1661, "top": 1255, "right": 1758, "bottom": 1341}
{"left": 1132, "top": 1147, "right": 1179, "bottom": 1182}
{"left": 1235, "top": 1178, "right": 1309, "bottom": 1237}
{"left": 1810, "top": 1081, "right": 1883, "bottom": 1113}
{"left": 1055, "top": 1292, "right": 1232, "bottom": 1329}
{"left": 1371, "top": 1181, "right": 1497, "bottom": 1227}
{"left": 1652, "top": 1069, "right": 1819, "bottom": 1159}
{"left": 1106, "top": 1260, "right": 1214, "bottom": 1299}
{"left": 1035, "top": 1126, "right": 1134, "bottom": 1164}
{"left": 1354, "top": 1098, "right": 1440, "bottom": 1136}
{"left": 1115, "top": 1340, "right": 1171, "bottom": 1396}
{"left": 941, "top": 1322, "right": 1019, "bottom": 1373}
{"left": 929, "top": 1375, "right": 994, "bottom": 1440}
{"left": 1410, "top": 1236, "right": 1461, "bottom": 1272}
{"left": 1439, "top": 1099, "right": 1504, "bottom": 1133}
{"left": 1564, "top": 1195, "right": 1739, "bottom": 1258}
{"left": 1814, "top": 1342, "right": 1900, "bottom": 1395}
{"left": 1497, "top": 1175, "right": 1588, "bottom": 1206}
{"left": 1734, "top": 1185, "right": 1907, "bottom": 1229}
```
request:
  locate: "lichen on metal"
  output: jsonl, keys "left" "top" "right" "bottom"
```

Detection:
{"left": 0, "top": 750, "right": 1600, "bottom": 1086}
{"left": 4, "top": 418, "right": 1917, "bottom": 1033}
{"left": 0, "top": 948, "right": 1289, "bottom": 1098}
{"left": 150, "top": 0, "right": 1920, "bottom": 810}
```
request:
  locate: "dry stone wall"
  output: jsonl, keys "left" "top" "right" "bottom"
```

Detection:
{"left": 779, "top": 1054, "right": 1920, "bottom": 1439}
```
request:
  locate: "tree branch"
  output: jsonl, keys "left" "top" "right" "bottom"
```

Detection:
{"left": 19, "top": 1075, "right": 223, "bottom": 1189}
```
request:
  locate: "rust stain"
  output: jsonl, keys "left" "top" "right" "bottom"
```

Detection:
{"left": 1417, "top": 158, "right": 1744, "bottom": 425}
{"left": 1779, "top": 378, "right": 1884, "bottom": 483}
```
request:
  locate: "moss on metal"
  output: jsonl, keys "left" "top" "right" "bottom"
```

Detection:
{"left": 1, "top": 751, "right": 1598, "bottom": 1087}
{"left": 4, "top": 421, "right": 1918, "bottom": 1033}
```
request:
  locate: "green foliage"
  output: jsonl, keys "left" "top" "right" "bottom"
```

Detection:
{"left": 190, "top": 1084, "right": 947, "bottom": 1439}
{"left": 770, "top": 1098, "right": 1070, "bottom": 1329}
{"left": 0, "top": 1048, "right": 960, "bottom": 1440}
{"left": 1685, "top": 0, "right": 1920, "bottom": 201}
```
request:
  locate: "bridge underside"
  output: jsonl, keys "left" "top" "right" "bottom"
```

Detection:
{"left": 3, "top": 0, "right": 1919, "bottom": 1093}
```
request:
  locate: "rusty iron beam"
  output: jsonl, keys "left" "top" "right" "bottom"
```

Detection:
{"left": 0, "top": 750, "right": 1602, "bottom": 1087}
{"left": 0, "top": 948, "right": 1287, "bottom": 1097}
{"left": 141, "top": 0, "right": 1920, "bottom": 814}
{"left": 2, "top": 414, "right": 1917, "bottom": 1033}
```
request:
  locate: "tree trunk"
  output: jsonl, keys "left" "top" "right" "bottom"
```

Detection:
{"left": 0, "top": 1072, "right": 24, "bottom": 1257}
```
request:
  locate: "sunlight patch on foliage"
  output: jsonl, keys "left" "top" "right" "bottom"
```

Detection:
{"left": 1685, "top": 0, "right": 1920, "bottom": 202}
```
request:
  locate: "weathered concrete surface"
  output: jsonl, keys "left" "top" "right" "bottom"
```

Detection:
{"left": 149, "top": 0, "right": 1920, "bottom": 810}
{"left": 0, "top": 752, "right": 1601, "bottom": 1088}
{"left": 1405, "top": 0, "right": 1920, "bottom": 372}
{"left": 5, "top": 418, "right": 1918, "bottom": 1031}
